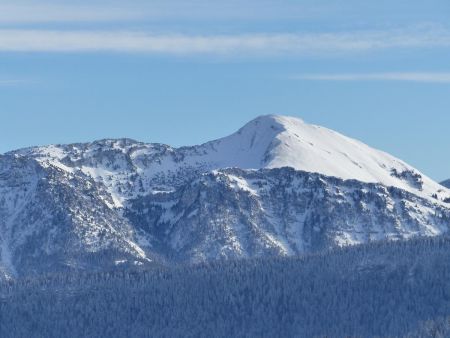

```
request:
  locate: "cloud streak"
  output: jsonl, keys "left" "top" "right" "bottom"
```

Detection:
{"left": 0, "top": 1, "right": 332, "bottom": 24}
{"left": 0, "top": 27, "right": 449, "bottom": 56}
{"left": 0, "top": 3, "right": 145, "bottom": 24}
{"left": 293, "top": 72, "right": 450, "bottom": 83}
{"left": 0, "top": 79, "right": 30, "bottom": 86}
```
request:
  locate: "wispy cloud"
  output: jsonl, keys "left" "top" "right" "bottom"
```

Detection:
{"left": 293, "top": 72, "right": 450, "bottom": 83}
{"left": 0, "top": 1, "right": 332, "bottom": 24}
{"left": 0, "top": 79, "right": 30, "bottom": 86}
{"left": 0, "top": 3, "right": 145, "bottom": 24}
{"left": 0, "top": 26, "right": 449, "bottom": 56}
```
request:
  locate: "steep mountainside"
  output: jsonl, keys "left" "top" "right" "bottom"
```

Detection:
{"left": 441, "top": 179, "right": 450, "bottom": 188}
{"left": 126, "top": 168, "right": 450, "bottom": 262}
{"left": 0, "top": 155, "right": 151, "bottom": 280}
{"left": 1, "top": 115, "right": 449, "bottom": 278}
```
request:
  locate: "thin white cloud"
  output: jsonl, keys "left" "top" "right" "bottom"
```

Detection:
{"left": 0, "top": 27, "right": 449, "bottom": 55}
{"left": 293, "top": 72, "right": 450, "bottom": 83}
{"left": 0, "top": 1, "right": 332, "bottom": 24}
{"left": 0, "top": 79, "right": 30, "bottom": 86}
{"left": 0, "top": 3, "right": 145, "bottom": 24}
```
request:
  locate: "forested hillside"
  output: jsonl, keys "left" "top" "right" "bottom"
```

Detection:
{"left": 1, "top": 236, "right": 450, "bottom": 337}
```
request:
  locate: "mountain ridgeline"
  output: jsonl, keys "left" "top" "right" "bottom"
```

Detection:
{"left": 2, "top": 115, "right": 450, "bottom": 338}
{"left": 1, "top": 115, "right": 449, "bottom": 279}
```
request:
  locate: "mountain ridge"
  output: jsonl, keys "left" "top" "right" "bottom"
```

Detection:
{"left": 9, "top": 115, "right": 449, "bottom": 205}
{"left": 1, "top": 115, "right": 449, "bottom": 278}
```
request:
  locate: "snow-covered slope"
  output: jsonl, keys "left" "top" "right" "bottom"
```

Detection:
{"left": 0, "top": 154, "right": 151, "bottom": 280}
{"left": 126, "top": 168, "right": 450, "bottom": 262}
{"left": 210, "top": 115, "right": 445, "bottom": 201}
{"left": 12, "top": 115, "right": 449, "bottom": 206}
{"left": 1, "top": 115, "right": 449, "bottom": 277}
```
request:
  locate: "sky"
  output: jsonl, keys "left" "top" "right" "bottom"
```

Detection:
{"left": 0, "top": 0, "right": 449, "bottom": 181}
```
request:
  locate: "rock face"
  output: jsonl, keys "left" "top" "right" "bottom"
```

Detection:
{"left": 0, "top": 155, "right": 150, "bottom": 279}
{"left": 126, "top": 168, "right": 450, "bottom": 262}
{"left": 1, "top": 115, "right": 449, "bottom": 278}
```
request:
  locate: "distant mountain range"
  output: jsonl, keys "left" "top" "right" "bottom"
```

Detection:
{"left": 1, "top": 115, "right": 449, "bottom": 279}
{"left": 441, "top": 179, "right": 450, "bottom": 188}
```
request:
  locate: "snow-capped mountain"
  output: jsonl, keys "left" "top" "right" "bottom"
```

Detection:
{"left": 441, "top": 179, "right": 450, "bottom": 189}
{"left": 1, "top": 115, "right": 449, "bottom": 278}
{"left": 14, "top": 115, "right": 447, "bottom": 205}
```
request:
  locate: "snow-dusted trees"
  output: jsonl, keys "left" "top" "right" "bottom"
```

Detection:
{"left": 1, "top": 236, "right": 450, "bottom": 337}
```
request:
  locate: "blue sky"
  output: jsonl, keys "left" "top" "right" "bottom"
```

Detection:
{"left": 0, "top": 0, "right": 449, "bottom": 180}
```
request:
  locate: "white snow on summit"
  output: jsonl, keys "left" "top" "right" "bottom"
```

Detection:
{"left": 10, "top": 115, "right": 449, "bottom": 205}
{"left": 203, "top": 115, "right": 446, "bottom": 200}
{"left": 169, "top": 115, "right": 446, "bottom": 202}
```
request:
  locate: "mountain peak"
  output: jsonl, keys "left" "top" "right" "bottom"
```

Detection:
{"left": 209, "top": 114, "right": 446, "bottom": 201}
{"left": 245, "top": 114, "right": 305, "bottom": 125}
{"left": 6, "top": 114, "right": 448, "bottom": 204}
{"left": 236, "top": 115, "right": 305, "bottom": 136}
{"left": 1, "top": 114, "right": 450, "bottom": 279}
